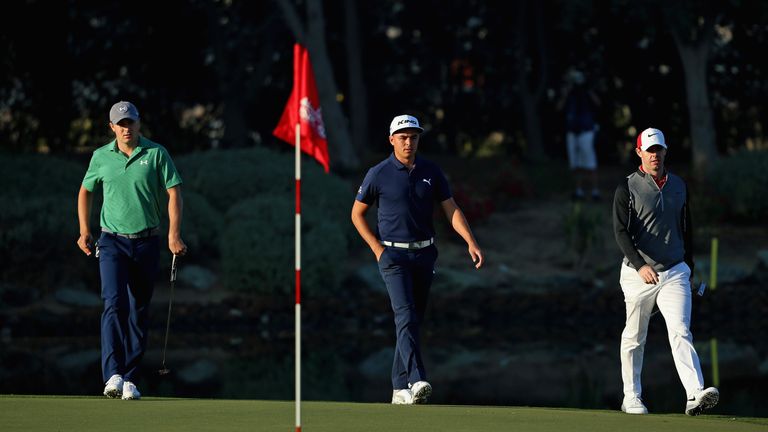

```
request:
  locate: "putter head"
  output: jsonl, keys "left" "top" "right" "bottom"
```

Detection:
{"left": 158, "top": 368, "right": 171, "bottom": 376}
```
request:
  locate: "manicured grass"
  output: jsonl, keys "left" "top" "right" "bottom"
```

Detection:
{"left": 1, "top": 396, "right": 766, "bottom": 432}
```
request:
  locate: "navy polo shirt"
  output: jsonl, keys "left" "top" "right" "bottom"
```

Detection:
{"left": 356, "top": 153, "right": 452, "bottom": 242}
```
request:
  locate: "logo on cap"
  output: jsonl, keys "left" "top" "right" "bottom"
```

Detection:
{"left": 637, "top": 127, "right": 667, "bottom": 151}
{"left": 389, "top": 115, "right": 424, "bottom": 135}
{"left": 110, "top": 101, "right": 139, "bottom": 124}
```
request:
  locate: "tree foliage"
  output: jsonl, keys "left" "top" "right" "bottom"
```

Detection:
{"left": 1, "top": 1, "right": 768, "bottom": 166}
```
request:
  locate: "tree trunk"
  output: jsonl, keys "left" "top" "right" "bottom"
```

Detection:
{"left": 203, "top": 2, "right": 247, "bottom": 148}
{"left": 667, "top": 11, "right": 719, "bottom": 175}
{"left": 343, "top": 0, "right": 370, "bottom": 160}
{"left": 520, "top": 90, "right": 544, "bottom": 159}
{"left": 305, "top": 0, "right": 359, "bottom": 171}
{"left": 676, "top": 42, "right": 718, "bottom": 174}
{"left": 513, "top": 0, "right": 547, "bottom": 161}
{"left": 221, "top": 89, "right": 248, "bottom": 148}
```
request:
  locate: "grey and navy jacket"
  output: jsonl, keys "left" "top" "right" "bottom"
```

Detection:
{"left": 612, "top": 169, "right": 694, "bottom": 273}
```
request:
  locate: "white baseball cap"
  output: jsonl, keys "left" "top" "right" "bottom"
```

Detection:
{"left": 636, "top": 127, "right": 667, "bottom": 151}
{"left": 389, "top": 114, "right": 424, "bottom": 135}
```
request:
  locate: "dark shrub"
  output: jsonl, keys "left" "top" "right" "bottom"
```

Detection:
{"left": 175, "top": 147, "right": 293, "bottom": 213}
{"left": 156, "top": 190, "right": 223, "bottom": 269}
{"left": 709, "top": 150, "right": 768, "bottom": 222}
{"left": 0, "top": 154, "right": 97, "bottom": 291}
{"left": 220, "top": 194, "right": 348, "bottom": 296}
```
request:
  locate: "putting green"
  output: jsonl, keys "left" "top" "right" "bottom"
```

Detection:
{"left": 1, "top": 396, "right": 766, "bottom": 432}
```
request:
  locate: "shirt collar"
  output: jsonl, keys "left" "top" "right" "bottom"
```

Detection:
{"left": 110, "top": 137, "right": 144, "bottom": 154}
{"left": 388, "top": 152, "right": 420, "bottom": 171}
{"left": 639, "top": 165, "right": 668, "bottom": 188}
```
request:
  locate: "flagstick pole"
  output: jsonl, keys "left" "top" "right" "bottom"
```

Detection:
{"left": 294, "top": 122, "right": 302, "bottom": 432}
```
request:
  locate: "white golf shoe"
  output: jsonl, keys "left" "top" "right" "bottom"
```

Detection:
{"left": 121, "top": 381, "right": 141, "bottom": 400}
{"left": 621, "top": 396, "right": 648, "bottom": 414}
{"left": 410, "top": 381, "right": 432, "bottom": 404}
{"left": 685, "top": 387, "right": 719, "bottom": 416}
{"left": 391, "top": 389, "right": 413, "bottom": 405}
{"left": 103, "top": 374, "right": 123, "bottom": 398}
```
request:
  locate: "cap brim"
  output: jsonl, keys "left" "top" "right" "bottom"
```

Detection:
{"left": 111, "top": 115, "right": 139, "bottom": 124}
{"left": 641, "top": 143, "right": 667, "bottom": 151}
{"left": 390, "top": 127, "right": 424, "bottom": 135}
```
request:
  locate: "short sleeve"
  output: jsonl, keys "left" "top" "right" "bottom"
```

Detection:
{"left": 81, "top": 154, "right": 101, "bottom": 192}
{"left": 434, "top": 166, "right": 452, "bottom": 202}
{"left": 158, "top": 147, "right": 182, "bottom": 189}
{"left": 355, "top": 168, "right": 377, "bottom": 204}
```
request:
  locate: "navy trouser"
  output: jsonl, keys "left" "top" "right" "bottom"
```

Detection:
{"left": 97, "top": 232, "right": 159, "bottom": 383}
{"left": 377, "top": 244, "right": 438, "bottom": 389}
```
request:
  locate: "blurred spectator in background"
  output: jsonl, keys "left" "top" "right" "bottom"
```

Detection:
{"left": 556, "top": 69, "right": 601, "bottom": 201}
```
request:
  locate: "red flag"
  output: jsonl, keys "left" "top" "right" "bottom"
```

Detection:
{"left": 273, "top": 43, "right": 330, "bottom": 173}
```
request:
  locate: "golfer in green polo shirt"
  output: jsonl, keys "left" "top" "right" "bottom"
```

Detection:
{"left": 77, "top": 101, "right": 187, "bottom": 400}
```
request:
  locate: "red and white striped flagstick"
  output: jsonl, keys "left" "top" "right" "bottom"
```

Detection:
{"left": 294, "top": 123, "right": 302, "bottom": 432}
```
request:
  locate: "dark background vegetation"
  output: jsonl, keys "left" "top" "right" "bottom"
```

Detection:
{"left": 1, "top": 0, "right": 767, "bottom": 418}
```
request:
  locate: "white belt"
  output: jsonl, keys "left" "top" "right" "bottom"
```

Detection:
{"left": 380, "top": 238, "right": 434, "bottom": 250}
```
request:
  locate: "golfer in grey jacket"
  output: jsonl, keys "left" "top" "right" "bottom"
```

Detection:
{"left": 612, "top": 128, "right": 718, "bottom": 416}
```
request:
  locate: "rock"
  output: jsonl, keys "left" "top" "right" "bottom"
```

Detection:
{"left": 358, "top": 347, "right": 394, "bottom": 379}
{"left": 756, "top": 249, "right": 768, "bottom": 282}
{"left": 695, "top": 260, "right": 751, "bottom": 285}
{"left": 55, "top": 285, "right": 101, "bottom": 307}
{"left": 431, "top": 344, "right": 619, "bottom": 407}
{"left": 354, "top": 264, "right": 387, "bottom": 293}
{"left": 0, "top": 282, "right": 39, "bottom": 307}
{"left": 759, "top": 357, "right": 768, "bottom": 375}
{"left": 433, "top": 268, "right": 486, "bottom": 292}
{"left": 178, "top": 359, "right": 218, "bottom": 384}
{"left": 56, "top": 349, "right": 100, "bottom": 372}
{"left": 177, "top": 265, "right": 217, "bottom": 291}
{"left": 512, "top": 272, "right": 584, "bottom": 294}
{"left": 758, "top": 249, "right": 768, "bottom": 267}
{"left": 695, "top": 341, "right": 761, "bottom": 379}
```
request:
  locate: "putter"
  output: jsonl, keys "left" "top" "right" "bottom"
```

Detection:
{"left": 650, "top": 281, "right": 706, "bottom": 318}
{"left": 158, "top": 254, "right": 178, "bottom": 376}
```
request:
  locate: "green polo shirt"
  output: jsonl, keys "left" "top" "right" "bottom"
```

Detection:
{"left": 82, "top": 137, "right": 182, "bottom": 234}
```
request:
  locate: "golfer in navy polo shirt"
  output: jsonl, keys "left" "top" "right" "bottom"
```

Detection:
{"left": 351, "top": 114, "right": 483, "bottom": 405}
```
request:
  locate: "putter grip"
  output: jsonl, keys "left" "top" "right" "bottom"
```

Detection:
{"left": 171, "top": 254, "right": 178, "bottom": 282}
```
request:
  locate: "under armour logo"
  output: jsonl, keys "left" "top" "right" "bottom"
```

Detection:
{"left": 422, "top": 178, "right": 432, "bottom": 186}
{"left": 118, "top": 105, "right": 129, "bottom": 113}
{"left": 140, "top": 160, "right": 148, "bottom": 165}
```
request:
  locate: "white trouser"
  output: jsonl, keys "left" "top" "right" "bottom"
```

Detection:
{"left": 619, "top": 262, "right": 704, "bottom": 399}
{"left": 566, "top": 130, "right": 597, "bottom": 170}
